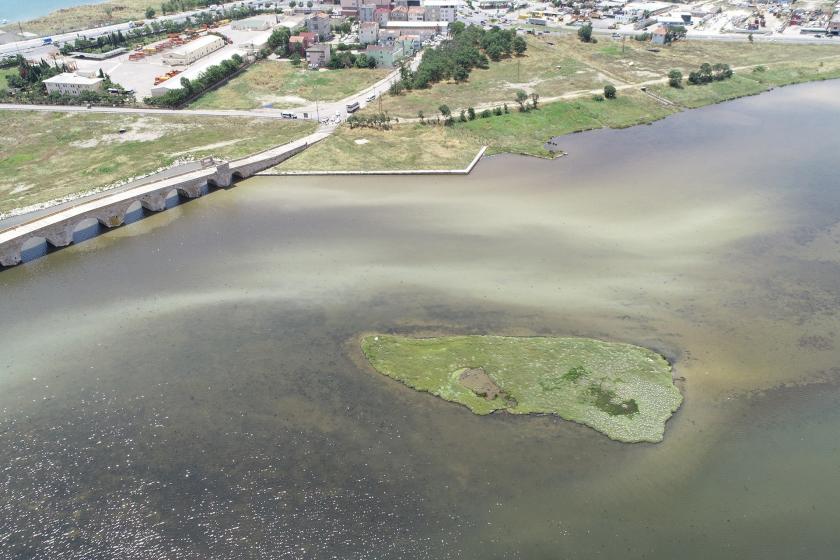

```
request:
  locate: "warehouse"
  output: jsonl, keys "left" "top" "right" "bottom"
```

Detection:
{"left": 162, "top": 35, "right": 226, "bottom": 66}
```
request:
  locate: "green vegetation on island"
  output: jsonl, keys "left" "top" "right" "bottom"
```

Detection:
{"left": 361, "top": 334, "right": 683, "bottom": 443}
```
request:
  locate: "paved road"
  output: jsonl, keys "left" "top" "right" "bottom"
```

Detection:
{"left": 0, "top": 102, "right": 297, "bottom": 119}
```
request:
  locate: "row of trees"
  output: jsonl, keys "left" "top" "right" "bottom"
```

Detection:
{"left": 687, "top": 63, "right": 732, "bottom": 84}
{"left": 144, "top": 53, "right": 245, "bottom": 107}
{"left": 327, "top": 51, "right": 377, "bottom": 69}
{"left": 390, "top": 23, "right": 526, "bottom": 93}
{"left": 346, "top": 113, "right": 392, "bottom": 129}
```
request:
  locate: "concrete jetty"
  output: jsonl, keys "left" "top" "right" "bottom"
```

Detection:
{"left": 0, "top": 130, "right": 330, "bottom": 267}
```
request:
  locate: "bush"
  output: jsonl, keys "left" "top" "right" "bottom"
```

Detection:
{"left": 667, "top": 69, "right": 682, "bottom": 88}
{"left": 480, "top": 109, "right": 492, "bottom": 118}
{"left": 577, "top": 24, "right": 593, "bottom": 43}
{"left": 592, "top": 94, "right": 605, "bottom": 102}
{"left": 603, "top": 84, "right": 617, "bottom": 99}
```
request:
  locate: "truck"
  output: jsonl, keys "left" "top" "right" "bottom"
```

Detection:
{"left": 346, "top": 101, "right": 360, "bottom": 113}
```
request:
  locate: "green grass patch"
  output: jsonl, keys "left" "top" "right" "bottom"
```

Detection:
{"left": 0, "top": 111, "right": 316, "bottom": 215}
{"left": 190, "top": 61, "right": 390, "bottom": 110}
{"left": 273, "top": 123, "right": 483, "bottom": 172}
{"left": 361, "top": 334, "right": 683, "bottom": 443}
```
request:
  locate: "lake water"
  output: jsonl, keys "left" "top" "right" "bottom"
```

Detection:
{"left": 0, "top": 0, "right": 105, "bottom": 24}
{"left": 2, "top": 81, "right": 840, "bottom": 559}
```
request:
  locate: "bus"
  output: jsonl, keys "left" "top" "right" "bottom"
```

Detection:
{"left": 346, "top": 101, "right": 360, "bottom": 113}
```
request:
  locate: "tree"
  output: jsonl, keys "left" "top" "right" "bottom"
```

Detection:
{"left": 145, "top": 6, "right": 155, "bottom": 18}
{"left": 268, "top": 27, "right": 291, "bottom": 51}
{"left": 604, "top": 84, "right": 617, "bottom": 99}
{"left": 439, "top": 104, "right": 451, "bottom": 119}
{"left": 290, "top": 53, "right": 301, "bottom": 66}
{"left": 307, "top": 0, "right": 313, "bottom": 7}
{"left": 453, "top": 64, "right": 469, "bottom": 82}
{"left": 578, "top": 23, "right": 593, "bottom": 43}
{"left": 289, "top": 0, "right": 296, "bottom": 7}
{"left": 513, "top": 36, "right": 526, "bottom": 55}
{"left": 449, "top": 21, "right": 466, "bottom": 36}
{"left": 515, "top": 90, "right": 528, "bottom": 111}
{"left": 530, "top": 92, "right": 539, "bottom": 109}
{"left": 748, "top": 33, "right": 754, "bottom": 43}
{"left": 418, "top": 110, "right": 425, "bottom": 123}
{"left": 467, "top": 106, "right": 476, "bottom": 120}
{"left": 667, "top": 69, "right": 682, "bottom": 88}
{"left": 459, "top": 109, "right": 467, "bottom": 122}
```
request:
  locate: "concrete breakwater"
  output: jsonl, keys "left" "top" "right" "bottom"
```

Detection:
{"left": 0, "top": 131, "right": 329, "bottom": 267}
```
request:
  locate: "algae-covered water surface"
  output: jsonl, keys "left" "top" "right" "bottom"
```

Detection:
{"left": 362, "top": 334, "right": 683, "bottom": 442}
{"left": 2, "top": 81, "right": 840, "bottom": 559}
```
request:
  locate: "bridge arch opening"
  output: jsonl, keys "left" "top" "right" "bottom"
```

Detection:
{"left": 19, "top": 236, "right": 48, "bottom": 262}
{"left": 72, "top": 218, "right": 101, "bottom": 243}
{"left": 123, "top": 200, "right": 144, "bottom": 225}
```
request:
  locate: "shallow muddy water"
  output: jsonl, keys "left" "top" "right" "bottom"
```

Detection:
{"left": 1, "top": 81, "right": 840, "bottom": 559}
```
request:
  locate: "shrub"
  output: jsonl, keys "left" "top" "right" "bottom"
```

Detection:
{"left": 603, "top": 84, "right": 617, "bottom": 99}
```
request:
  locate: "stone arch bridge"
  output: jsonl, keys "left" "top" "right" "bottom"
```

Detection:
{"left": 0, "top": 131, "right": 329, "bottom": 267}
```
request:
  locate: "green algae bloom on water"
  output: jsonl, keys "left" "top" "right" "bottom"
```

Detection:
{"left": 361, "top": 335, "right": 683, "bottom": 443}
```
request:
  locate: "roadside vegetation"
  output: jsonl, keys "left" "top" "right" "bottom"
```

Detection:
{"left": 0, "top": 111, "right": 315, "bottom": 215}
{"left": 361, "top": 334, "right": 683, "bottom": 443}
{"left": 190, "top": 60, "right": 390, "bottom": 110}
{"left": 144, "top": 54, "right": 245, "bottom": 107}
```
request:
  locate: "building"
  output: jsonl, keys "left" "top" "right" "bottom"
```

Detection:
{"left": 359, "top": 2, "right": 376, "bottom": 22}
{"left": 289, "top": 31, "right": 318, "bottom": 53}
{"left": 365, "top": 44, "right": 404, "bottom": 67}
{"left": 390, "top": 5, "right": 409, "bottom": 20}
{"left": 43, "top": 72, "right": 104, "bottom": 96}
{"left": 339, "top": 0, "right": 359, "bottom": 16}
{"left": 831, "top": 13, "right": 840, "bottom": 34}
{"left": 162, "top": 34, "right": 225, "bottom": 66}
{"left": 375, "top": 7, "right": 391, "bottom": 25}
{"left": 422, "top": 0, "right": 460, "bottom": 22}
{"left": 307, "top": 12, "right": 332, "bottom": 41}
{"left": 408, "top": 6, "right": 426, "bottom": 20}
{"left": 306, "top": 43, "right": 332, "bottom": 67}
{"left": 650, "top": 24, "right": 668, "bottom": 45}
{"left": 360, "top": 21, "right": 380, "bottom": 44}
{"left": 382, "top": 20, "right": 449, "bottom": 35}
{"left": 231, "top": 15, "right": 276, "bottom": 31}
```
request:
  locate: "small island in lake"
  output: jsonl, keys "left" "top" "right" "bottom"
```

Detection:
{"left": 361, "top": 335, "right": 683, "bottom": 443}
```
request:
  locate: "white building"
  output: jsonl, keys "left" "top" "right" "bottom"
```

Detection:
{"left": 231, "top": 15, "right": 277, "bottom": 31}
{"left": 360, "top": 21, "right": 380, "bottom": 44}
{"left": 382, "top": 20, "right": 450, "bottom": 35}
{"left": 162, "top": 35, "right": 225, "bottom": 66}
{"left": 422, "top": 0, "right": 460, "bottom": 22}
{"left": 43, "top": 72, "right": 104, "bottom": 96}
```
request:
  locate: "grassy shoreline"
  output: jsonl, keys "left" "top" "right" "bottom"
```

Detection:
{"left": 275, "top": 69, "right": 840, "bottom": 173}
{"left": 3, "top": 0, "right": 151, "bottom": 36}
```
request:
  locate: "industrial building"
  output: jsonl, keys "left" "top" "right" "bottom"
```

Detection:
{"left": 162, "top": 35, "right": 226, "bottom": 66}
